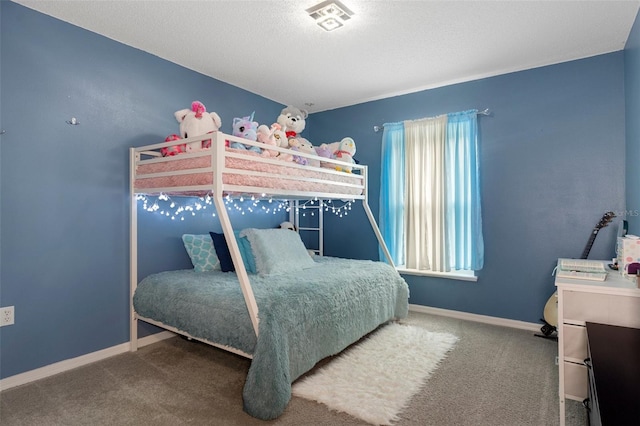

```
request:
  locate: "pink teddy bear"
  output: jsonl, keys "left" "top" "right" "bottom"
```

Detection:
{"left": 256, "top": 123, "right": 290, "bottom": 158}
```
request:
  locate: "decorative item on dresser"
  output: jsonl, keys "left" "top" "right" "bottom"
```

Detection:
{"left": 555, "top": 260, "right": 640, "bottom": 426}
{"left": 537, "top": 211, "right": 616, "bottom": 339}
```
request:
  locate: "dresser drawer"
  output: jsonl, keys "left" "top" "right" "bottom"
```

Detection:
{"left": 564, "top": 361, "right": 588, "bottom": 400}
{"left": 563, "top": 324, "right": 587, "bottom": 362}
{"left": 563, "top": 291, "right": 640, "bottom": 327}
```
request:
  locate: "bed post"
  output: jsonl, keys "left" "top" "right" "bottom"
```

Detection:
{"left": 212, "top": 132, "right": 261, "bottom": 337}
{"left": 361, "top": 166, "right": 396, "bottom": 268}
{"left": 129, "top": 147, "right": 139, "bottom": 351}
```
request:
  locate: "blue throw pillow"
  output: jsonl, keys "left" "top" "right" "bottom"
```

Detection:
{"left": 209, "top": 231, "right": 256, "bottom": 273}
{"left": 181, "top": 234, "right": 220, "bottom": 272}
{"left": 235, "top": 231, "right": 257, "bottom": 273}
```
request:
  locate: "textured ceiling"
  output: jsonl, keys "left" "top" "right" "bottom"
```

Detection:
{"left": 12, "top": 0, "right": 640, "bottom": 113}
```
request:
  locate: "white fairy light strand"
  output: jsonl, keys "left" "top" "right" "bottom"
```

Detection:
{"left": 136, "top": 193, "right": 217, "bottom": 221}
{"left": 136, "top": 194, "right": 355, "bottom": 221}
{"left": 294, "top": 198, "right": 354, "bottom": 218}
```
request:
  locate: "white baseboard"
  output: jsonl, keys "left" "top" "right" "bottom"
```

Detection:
{"left": 409, "top": 304, "right": 542, "bottom": 332}
{"left": 1, "top": 308, "right": 542, "bottom": 392}
{"left": 0, "top": 331, "right": 175, "bottom": 392}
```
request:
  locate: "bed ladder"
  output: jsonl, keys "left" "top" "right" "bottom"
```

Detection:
{"left": 290, "top": 200, "right": 323, "bottom": 256}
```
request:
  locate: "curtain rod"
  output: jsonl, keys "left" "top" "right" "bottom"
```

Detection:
{"left": 373, "top": 108, "right": 491, "bottom": 133}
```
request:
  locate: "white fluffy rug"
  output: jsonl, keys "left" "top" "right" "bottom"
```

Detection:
{"left": 292, "top": 323, "right": 459, "bottom": 425}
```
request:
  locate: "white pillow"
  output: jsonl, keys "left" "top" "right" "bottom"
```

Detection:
{"left": 240, "top": 228, "right": 315, "bottom": 275}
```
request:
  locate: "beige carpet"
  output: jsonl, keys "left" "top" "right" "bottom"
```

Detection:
{"left": 0, "top": 311, "right": 588, "bottom": 425}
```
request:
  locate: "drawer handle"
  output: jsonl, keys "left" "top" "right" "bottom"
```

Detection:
{"left": 583, "top": 357, "right": 591, "bottom": 368}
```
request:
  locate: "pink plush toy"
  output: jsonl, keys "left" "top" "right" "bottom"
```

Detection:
{"left": 160, "top": 134, "right": 186, "bottom": 157}
{"left": 174, "top": 101, "right": 222, "bottom": 152}
{"left": 256, "top": 123, "right": 285, "bottom": 157}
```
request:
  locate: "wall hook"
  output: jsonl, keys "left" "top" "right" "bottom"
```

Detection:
{"left": 66, "top": 117, "right": 79, "bottom": 125}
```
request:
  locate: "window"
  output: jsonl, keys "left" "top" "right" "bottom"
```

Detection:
{"left": 379, "top": 110, "right": 483, "bottom": 275}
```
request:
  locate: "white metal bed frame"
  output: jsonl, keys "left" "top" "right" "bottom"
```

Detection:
{"left": 129, "top": 131, "right": 394, "bottom": 355}
{"left": 290, "top": 199, "right": 324, "bottom": 256}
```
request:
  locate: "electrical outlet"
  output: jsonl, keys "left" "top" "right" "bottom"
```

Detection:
{"left": 0, "top": 306, "right": 15, "bottom": 327}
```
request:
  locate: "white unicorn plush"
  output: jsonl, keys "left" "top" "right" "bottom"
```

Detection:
{"left": 174, "top": 101, "right": 222, "bottom": 152}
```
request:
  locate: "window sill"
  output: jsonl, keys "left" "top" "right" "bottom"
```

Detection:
{"left": 396, "top": 267, "right": 478, "bottom": 282}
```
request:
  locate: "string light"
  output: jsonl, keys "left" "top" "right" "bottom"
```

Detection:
{"left": 137, "top": 193, "right": 217, "bottom": 220}
{"left": 293, "top": 199, "right": 353, "bottom": 217}
{"left": 136, "top": 194, "right": 354, "bottom": 220}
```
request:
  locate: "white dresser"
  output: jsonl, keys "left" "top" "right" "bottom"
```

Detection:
{"left": 556, "top": 260, "right": 640, "bottom": 426}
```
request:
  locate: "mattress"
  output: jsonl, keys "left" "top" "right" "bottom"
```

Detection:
{"left": 134, "top": 147, "right": 364, "bottom": 197}
{"left": 133, "top": 256, "right": 409, "bottom": 420}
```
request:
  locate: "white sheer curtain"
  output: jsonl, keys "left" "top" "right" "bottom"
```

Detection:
{"left": 404, "top": 115, "right": 448, "bottom": 271}
{"left": 379, "top": 110, "right": 483, "bottom": 273}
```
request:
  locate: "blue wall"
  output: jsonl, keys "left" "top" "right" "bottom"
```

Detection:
{"left": 625, "top": 10, "right": 640, "bottom": 235}
{"left": 0, "top": 1, "right": 636, "bottom": 381}
{"left": 0, "top": 2, "right": 286, "bottom": 379}
{"left": 309, "top": 53, "right": 627, "bottom": 324}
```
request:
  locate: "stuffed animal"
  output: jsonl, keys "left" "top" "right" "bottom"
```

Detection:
{"left": 174, "top": 101, "right": 222, "bottom": 152}
{"left": 314, "top": 144, "right": 333, "bottom": 159}
{"left": 160, "top": 134, "right": 186, "bottom": 157}
{"left": 279, "top": 221, "right": 296, "bottom": 231}
{"left": 314, "top": 143, "right": 337, "bottom": 168}
{"left": 289, "top": 137, "right": 319, "bottom": 167}
{"left": 277, "top": 105, "right": 308, "bottom": 139}
{"left": 332, "top": 137, "right": 356, "bottom": 172}
{"left": 230, "top": 113, "right": 262, "bottom": 154}
{"left": 315, "top": 138, "right": 354, "bottom": 168}
{"left": 273, "top": 126, "right": 290, "bottom": 149}
{"left": 272, "top": 122, "right": 295, "bottom": 161}
{"left": 256, "top": 123, "right": 288, "bottom": 158}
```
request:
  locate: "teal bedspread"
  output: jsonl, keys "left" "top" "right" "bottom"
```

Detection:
{"left": 133, "top": 256, "right": 409, "bottom": 420}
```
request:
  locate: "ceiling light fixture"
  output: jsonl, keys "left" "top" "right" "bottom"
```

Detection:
{"left": 306, "top": 0, "right": 354, "bottom": 32}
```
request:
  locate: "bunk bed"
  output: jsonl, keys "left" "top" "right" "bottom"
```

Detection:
{"left": 129, "top": 132, "right": 409, "bottom": 420}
